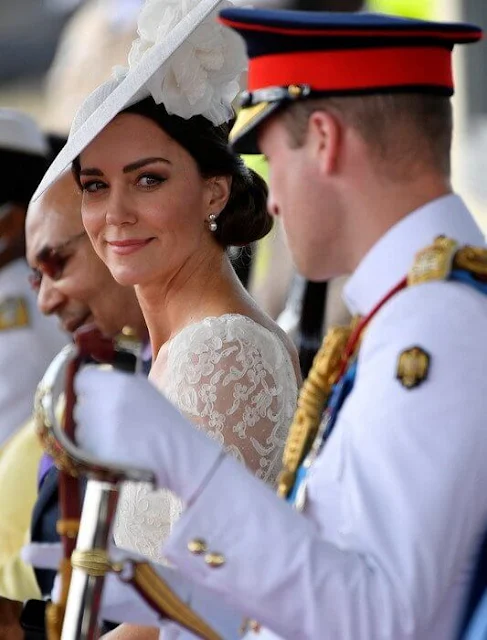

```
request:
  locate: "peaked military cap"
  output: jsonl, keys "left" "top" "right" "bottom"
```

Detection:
{"left": 219, "top": 9, "right": 483, "bottom": 153}
{"left": 0, "top": 109, "right": 49, "bottom": 207}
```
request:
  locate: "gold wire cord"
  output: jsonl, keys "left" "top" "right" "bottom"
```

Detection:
{"left": 277, "top": 325, "right": 352, "bottom": 498}
{"left": 132, "top": 563, "right": 222, "bottom": 640}
{"left": 71, "top": 548, "right": 117, "bottom": 578}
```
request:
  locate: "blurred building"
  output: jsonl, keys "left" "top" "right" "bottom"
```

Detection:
{"left": 0, "top": 1, "right": 75, "bottom": 83}
{"left": 42, "top": 0, "right": 141, "bottom": 134}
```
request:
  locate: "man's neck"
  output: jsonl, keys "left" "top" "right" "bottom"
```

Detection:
{"left": 345, "top": 176, "right": 452, "bottom": 275}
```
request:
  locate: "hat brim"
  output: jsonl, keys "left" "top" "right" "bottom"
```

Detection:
{"left": 32, "top": 0, "right": 224, "bottom": 202}
{"left": 229, "top": 100, "right": 281, "bottom": 154}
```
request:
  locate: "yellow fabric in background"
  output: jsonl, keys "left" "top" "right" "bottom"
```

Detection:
{"left": 0, "top": 419, "right": 43, "bottom": 600}
{"left": 241, "top": 154, "right": 275, "bottom": 284}
{"left": 367, "top": 0, "right": 436, "bottom": 19}
{"left": 241, "top": 154, "right": 268, "bottom": 183}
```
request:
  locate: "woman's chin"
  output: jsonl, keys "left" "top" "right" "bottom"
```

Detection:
{"left": 108, "top": 265, "right": 144, "bottom": 288}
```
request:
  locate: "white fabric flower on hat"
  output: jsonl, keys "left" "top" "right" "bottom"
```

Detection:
{"left": 125, "top": 0, "right": 247, "bottom": 125}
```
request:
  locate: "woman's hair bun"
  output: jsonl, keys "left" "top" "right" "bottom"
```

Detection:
{"left": 214, "top": 165, "right": 272, "bottom": 247}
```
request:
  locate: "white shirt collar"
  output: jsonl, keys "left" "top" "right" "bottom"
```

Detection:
{"left": 343, "top": 194, "right": 486, "bottom": 316}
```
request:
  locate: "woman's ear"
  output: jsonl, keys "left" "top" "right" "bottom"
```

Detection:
{"left": 206, "top": 175, "right": 232, "bottom": 216}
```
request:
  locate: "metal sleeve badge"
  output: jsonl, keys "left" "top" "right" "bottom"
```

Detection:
{"left": 396, "top": 346, "right": 430, "bottom": 389}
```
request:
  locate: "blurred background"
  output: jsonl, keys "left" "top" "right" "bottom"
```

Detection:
{"left": 1, "top": 0, "right": 486, "bottom": 329}
{"left": 1, "top": 0, "right": 486, "bottom": 217}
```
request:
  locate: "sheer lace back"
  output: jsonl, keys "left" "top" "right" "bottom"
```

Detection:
{"left": 114, "top": 315, "right": 298, "bottom": 562}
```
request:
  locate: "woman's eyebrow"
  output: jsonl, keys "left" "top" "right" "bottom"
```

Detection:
{"left": 123, "top": 157, "right": 172, "bottom": 173}
{"left": 78, "top": 167, "right": 103, "bottom": 177}
{"left": 79, "top": 157, "right": 172, "bottom": 177}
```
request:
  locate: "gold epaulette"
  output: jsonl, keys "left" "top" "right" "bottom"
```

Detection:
{"left": 408, "top": 235, "right": 487, "bottom": 286}
{"left": 0, "top": 296, "right": 29, "bottom": 331}
{"left": 454, "top": 244, "right": 487, "bottom": 278}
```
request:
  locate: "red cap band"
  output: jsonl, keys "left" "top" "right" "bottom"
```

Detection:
{"left": 248, "top": 46, "right": 453, "bottom": 93}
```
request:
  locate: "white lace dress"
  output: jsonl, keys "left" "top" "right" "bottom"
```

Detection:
{"left": 113, "top": 314, "right": 298, "bottom": 562}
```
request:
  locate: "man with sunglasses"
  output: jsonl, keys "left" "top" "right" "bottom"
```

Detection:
{"left": 0, "top": 168, "right": 148, "bottom": 638}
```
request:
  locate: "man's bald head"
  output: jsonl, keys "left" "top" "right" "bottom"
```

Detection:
{"left": 26, "top": 170, "right": 81, "bottom": 243}
{"left": 25, "top": 168, "right": 146, "bottom": 339}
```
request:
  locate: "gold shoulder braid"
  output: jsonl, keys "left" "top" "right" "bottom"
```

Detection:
{"left": 277, "top": 324, "right": 353, "bottom": 499}
{"left": 408, "top": 236, "right": 458, "bottom": 285}
{"left": 244, "top": 323, "right": 354, "bottom": 635}
{"left": 408, "top": 235, "right": 487, "bottom": 286}
{"left": 454, "top": 244, "right": 487, "bottom": 277}
{"left": 277, "top": 234, "right": 487, "bottom": 503}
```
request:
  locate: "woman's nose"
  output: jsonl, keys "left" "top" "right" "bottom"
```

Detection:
{"left": 105, "top": 188, "right": 138, "bottom": 226}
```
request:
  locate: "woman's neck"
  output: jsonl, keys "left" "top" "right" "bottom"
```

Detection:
{"left": 135, "top": 250, "right": 247, "bottom": 359}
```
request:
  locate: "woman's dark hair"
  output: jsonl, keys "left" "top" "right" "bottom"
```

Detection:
{"left": 74, "top": 97, "right": 272, "bottom": 248}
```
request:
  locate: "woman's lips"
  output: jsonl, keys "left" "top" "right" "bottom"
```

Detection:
{"left": 107, "top": 238, "right": 154, "bottom": 255}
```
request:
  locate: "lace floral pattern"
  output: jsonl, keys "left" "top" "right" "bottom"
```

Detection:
{"left": 114, "top": 315, "right": 297, "bottom": 562}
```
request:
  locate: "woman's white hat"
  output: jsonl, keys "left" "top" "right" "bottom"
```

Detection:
{"left": 33, "top": 0, "right": 246, "bottom": 201}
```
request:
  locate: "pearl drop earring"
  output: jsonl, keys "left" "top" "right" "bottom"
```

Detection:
{"left": 208, "top": 213, "right": 218, "bottom": 232}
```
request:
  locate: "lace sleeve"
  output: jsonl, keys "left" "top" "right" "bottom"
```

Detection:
{"left": 113, "top": 315, "right": 297, "bottom": 563}
{"left": 162, "top": 315, "right": 297, "bottom": 484}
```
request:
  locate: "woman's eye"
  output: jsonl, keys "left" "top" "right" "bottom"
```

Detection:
{"left": 81, "top": 180, "right": 105, "bottom": 193}
{"left": 138, "top": 174, "right": 164, "bottom": 188}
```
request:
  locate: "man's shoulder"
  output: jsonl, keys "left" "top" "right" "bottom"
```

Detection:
{"left": 358, "top": 279, "right": 487, "bottom": 388}
{"left": 369, "top": 279, "right": 487, "bottom": 344}
{"left": 348, "top": 280, "right": 487, "bottom": 418}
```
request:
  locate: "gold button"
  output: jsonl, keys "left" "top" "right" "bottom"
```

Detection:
{"left": 187, "top": 538, "right": 208, "bottom": 555}
{"left": 204, "top": 552, "right": 225, "bottom": 568}
{"left": 287, "top": 84, "right": 303, "bottom": 98}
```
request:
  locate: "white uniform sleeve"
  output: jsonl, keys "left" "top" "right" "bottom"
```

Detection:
{"left": 22, "top": 540, "right": 244, "bottom": 638}
{"left": 99, "top": 564, "right": 243, "bottom": 639}
{"left": 162, "top": 282, "right": 487, "bottom": 639}
{"left": 0, "top": 283, "right": 67, "bottom": 445}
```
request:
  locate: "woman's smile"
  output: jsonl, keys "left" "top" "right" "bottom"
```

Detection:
{"left": 106, "top": 238, "right": 155, "bottom": 255}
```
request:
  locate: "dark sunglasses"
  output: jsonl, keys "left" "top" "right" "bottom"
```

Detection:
{"left": 29, "top": 230, "right": 87, "bottom": 291}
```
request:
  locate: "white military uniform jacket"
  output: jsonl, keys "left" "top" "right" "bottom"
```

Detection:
{"left": 0, "top": 258, "right": 68, "bottom": 448}
{"left": 98, "top": 194, "right": 487, "bottom": 639}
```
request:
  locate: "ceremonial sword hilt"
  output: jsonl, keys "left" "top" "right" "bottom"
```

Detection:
{"left": 35, "top": 325, "right": 156, "bottom": 485}
{"left": 35, "top": 326, "right": 221, "bottom": 640}
{"left": 35, "top": 326, "right": 155, "bottom": 640}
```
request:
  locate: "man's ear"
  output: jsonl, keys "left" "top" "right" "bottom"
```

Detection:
{"left": 9, "top": 205, "right": 26, "bottom": 238}
{"left": 306, "top": 110, "right": 342, "bottom": 176}
{"left": 206, "top": 175, "right": 232, "bottom": 217}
